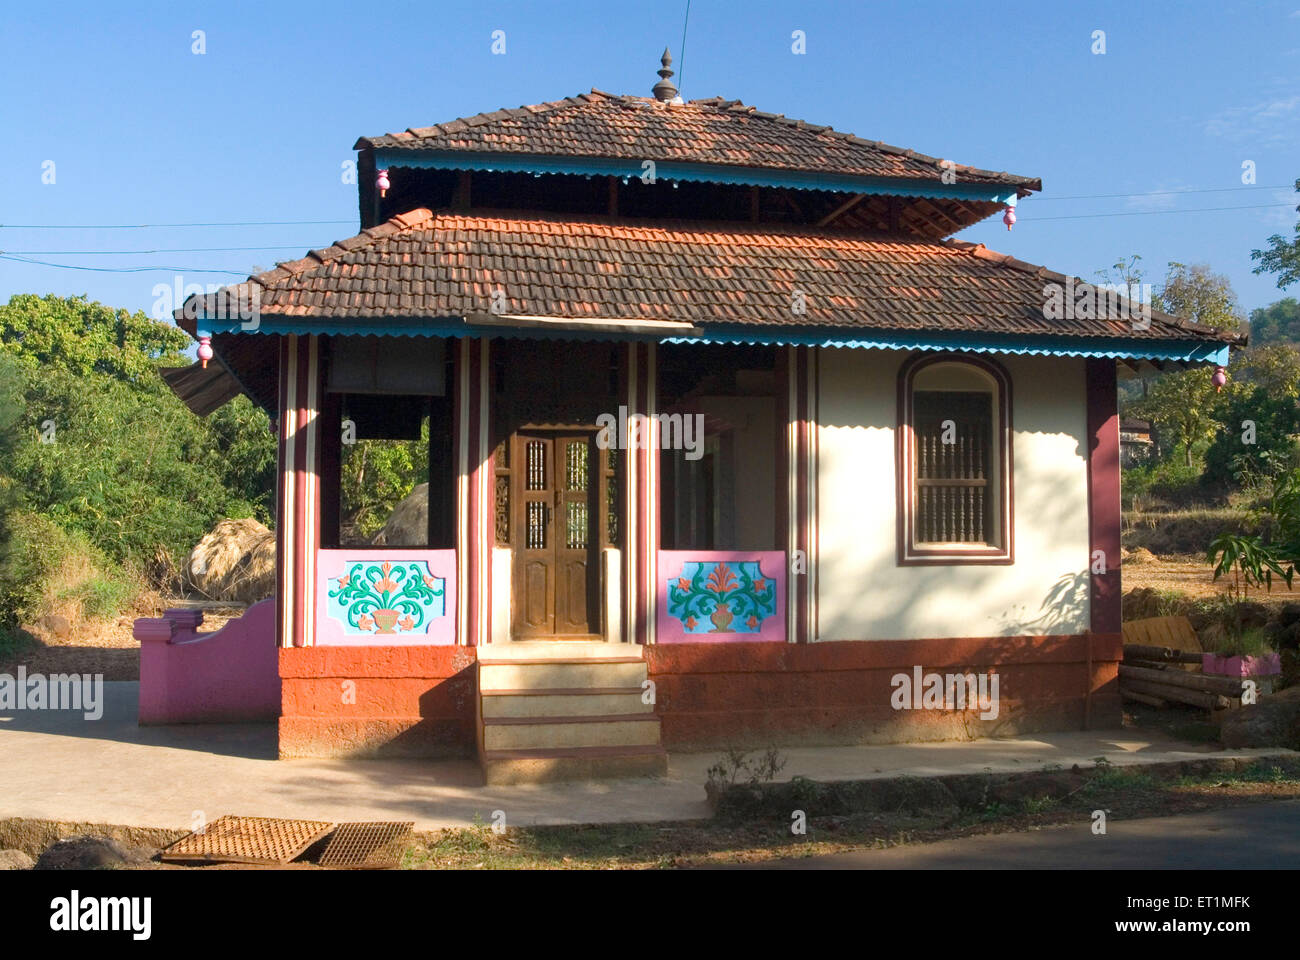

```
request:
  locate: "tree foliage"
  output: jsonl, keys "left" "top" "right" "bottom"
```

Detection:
{"left": 1129, "top": 263, "right": 1246, "bottom": 466}
{"left": 1248, "top": 297, "right": 1300, "bottom": 346}
{"left": 1251, "top": 178, "right": 1300, "bottom": 290}
{"left": 0, "top": 293, "right": 190, "bottom": 384}
{"left": 0, "top": 294, "right": 276, "bottom": 616}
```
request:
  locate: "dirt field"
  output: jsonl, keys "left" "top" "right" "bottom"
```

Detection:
{"left": 1123, "top": 553, "right": 1300, "bottom": 601}
{"left": 2, "top": 605, "right": 246, "bottom": 680}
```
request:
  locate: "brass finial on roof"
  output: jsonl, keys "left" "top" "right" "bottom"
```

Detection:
{"left": 651, "top": 47, "right": 678, "bottom": 101}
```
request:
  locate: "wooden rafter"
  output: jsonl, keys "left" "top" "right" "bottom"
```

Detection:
{"left": 816, "top": 193, "right": 866, "bottom": 227}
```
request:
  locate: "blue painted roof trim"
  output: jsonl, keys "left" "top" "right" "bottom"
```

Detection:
{"left": 371, "top": 149, "right": 1023, "bottom": 205}
{"left": 197, "top": 315, "right": 1228, "bottom": 366}
{"left": 663, "top": 327, "right": 1231, "bottom": 366}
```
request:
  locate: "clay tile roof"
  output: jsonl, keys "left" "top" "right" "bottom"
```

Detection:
{"left": 354, "top": 91, "right": 1040, "bottom": 191}
{"left": 185, "top": 209, "right": 1242, "bottom": 349}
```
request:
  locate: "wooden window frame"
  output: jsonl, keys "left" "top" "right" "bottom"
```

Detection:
{"left": 896, "top": 352, "right": 1014, "bottom": 565}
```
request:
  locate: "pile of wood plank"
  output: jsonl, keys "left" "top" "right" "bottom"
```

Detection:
{"left": 1119, "top": 616, "right": 1241, "bottom": 713}
{"left": 1120, "top": 646, "right": 1242, "bottom": 711}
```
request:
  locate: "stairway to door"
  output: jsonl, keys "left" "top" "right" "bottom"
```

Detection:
{"left": 477, "top": 642, "right": 667, "bottom": 785}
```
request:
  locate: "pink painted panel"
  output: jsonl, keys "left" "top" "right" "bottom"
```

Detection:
{"left": 1202, "top": 653, "right": 1281, "bottom": 677}
{"left": 317, "top": 549, "right": 457, "bottom": 646}
{"left": 657, "top": 550, "right": 786, "bottom": 643}
{"left": 136, "top": 599, "right": 279, "bottom": 724}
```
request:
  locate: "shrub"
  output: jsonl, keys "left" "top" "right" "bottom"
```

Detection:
{"left": 9, "top": 366, "right": 267, "bottom": 573}
{"left": 0, "top": 511, "right": 139, "bottom": 624}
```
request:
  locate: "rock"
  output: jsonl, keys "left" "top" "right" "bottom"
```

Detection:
{"left": 1280, "top": 603, "right": 1300, "bottom": 628}
{"left": 1219, "top": 685, "right": 1300, "bottom": 750}
{"left": 0, "top": 849, "right": 34, "bottom": 870}
{"left": 372, "top": 483, "right": 429, "bottom": 547}
{"left": 41, "top": 615, "right": 71, "bottom": 639}
{"left": 186, "top": 518, "right": 275, "bottom": 604}
{"left": 33, "top": 836, "right": 153, "bottom": 871}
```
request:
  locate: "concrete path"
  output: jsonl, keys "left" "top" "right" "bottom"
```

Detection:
{"left": 0, "top": 682, "right": 1293, "bottom": 831}
{"left": 747, "top": 800, "right": 1300, "bottom": 869}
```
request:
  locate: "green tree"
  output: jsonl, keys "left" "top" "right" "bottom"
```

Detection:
{"left": 1131, "top": 263, "right": 1246, "bottom": 466}
{"left": 1249, "top": 297, "right": 1300, "bottom": 346}
{"left": 9, "top": 367, "right": 262, "bottom": 568}
{"left": 340, "top": 421, "right": 429, "bottom": 542}
{"left": 0, "top": 293, "right": 189, "bottom": 385}
{"left": 0, "top": 353, "right": 28, "bottom": 558}
{"left": 0, "top": 294, "right": 276, "bottom": 583}
{"left": 1202, "top": 383, "right": 1300, "bottom": 489}
{"left": 1233, "top": 343, "right": 1300, "bottom": 398}
{"left": 1252, "top": 178, "right": 1300, "bottom": 290}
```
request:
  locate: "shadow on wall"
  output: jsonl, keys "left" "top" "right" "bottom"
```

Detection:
{"left": 815, "top": 349, "right": 1092, "bottom": 640}
{"left": 995, "top": 571, "right": 1091, "bottom": 635}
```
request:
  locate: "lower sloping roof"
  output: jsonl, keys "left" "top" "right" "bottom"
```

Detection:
{"left": 159, "top": 361, "right": 244, "bottom": 417}
{"left": 183, "top": 209, "right": 1242, "bottom": 359}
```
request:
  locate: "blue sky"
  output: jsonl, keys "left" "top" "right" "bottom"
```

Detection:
{"left": 2, "top": 0, "right": 1298, "bottom": 323}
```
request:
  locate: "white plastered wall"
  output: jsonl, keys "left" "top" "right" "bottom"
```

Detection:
{"left": 816, "top": 348, "right": 1091, "bottom": 639}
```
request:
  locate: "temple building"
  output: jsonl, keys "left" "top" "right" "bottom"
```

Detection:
{"left": 143, "top": 50, "right": 1243, "bottom": 783}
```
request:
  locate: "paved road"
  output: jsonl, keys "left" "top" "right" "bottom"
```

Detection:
{"left": 749, "top": 800, "right": 1300, "bottom": 869}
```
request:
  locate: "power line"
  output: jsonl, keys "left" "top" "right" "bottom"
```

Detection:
{"left": 678, "top": 0, "right": 691, "bottom": 94}
{"left": 1, "top": 244, "right": 320, "bottom": 255}
{"left": 0, "top": 254, "right": 250, "bottom": 275}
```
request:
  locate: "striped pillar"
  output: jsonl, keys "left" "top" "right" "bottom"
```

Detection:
{"left": 455, "top": 337, "right": 493, "bottom": 646}
{"left": 624, "top": 342, "right": 659, "bottom": 644}
{"left": 275, "top": 334, "right": 322, "bottom": 648}
{"left": 1086, "top": 357, "right": 1121, "bottom": 635}
{"left": 786, "top": 345, "right": 818, "bottom": 644}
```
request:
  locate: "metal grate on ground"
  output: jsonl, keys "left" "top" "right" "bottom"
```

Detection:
{"left": 161, "top": 816, "right": 335, "bottom": 865}
{"left": 318, "top": 821, "right": 415, "bottom": 869}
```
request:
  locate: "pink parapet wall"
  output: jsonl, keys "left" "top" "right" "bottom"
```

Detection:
{"left": 135, "top": 599, "right": 280, "bottom": 724}
{"left": 657, "top": 550, "right": 786, "bottom": 643}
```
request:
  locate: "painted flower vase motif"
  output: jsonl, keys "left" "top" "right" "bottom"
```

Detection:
{"left": 710, "top": 601, "right": 734, "bottom": 632}
{"left": 327, "top": 560, "right": 446, "bottom": 637}
{"left": 666, "top": 560, "right": 776, "bottom": 635}
{"left": 371, "top": 609, "right": 401, "bottom": 635}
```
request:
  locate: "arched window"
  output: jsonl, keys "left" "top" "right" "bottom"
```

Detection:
{"left": 897, "top": 353, "right": 1013, "bottom": 564}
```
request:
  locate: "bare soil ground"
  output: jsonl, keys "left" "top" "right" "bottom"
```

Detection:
{"left": 1, "top": 605, "right": 246, "bottom": 680}
{"left": 1123, "top": 553, "right": 1300, "bottom": 601}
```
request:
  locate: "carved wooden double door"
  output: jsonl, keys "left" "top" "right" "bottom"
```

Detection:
{"left": 510, "top": 429, "right": 607, "bottom": 638}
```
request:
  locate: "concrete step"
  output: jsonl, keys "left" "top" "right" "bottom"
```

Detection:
{"left": 478, "top": 658, "right": 647, "bottom": 691}
{"left": 479, "top": 641, "right": 643, "bottom": 660}
{"left": 481, "top": 687, "right": 652, "bottom": 719}
{"left": 482, "top": 713, "right": 661, "bottom": 751}
{"left": 481, "top": 745, "right": 668, "bottom": 785}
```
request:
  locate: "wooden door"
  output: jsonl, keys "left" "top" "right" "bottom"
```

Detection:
{"left": 511, "top": 430, "right": 601, "bottom": 637}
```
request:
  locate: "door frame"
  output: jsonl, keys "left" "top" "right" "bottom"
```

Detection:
{"left": 508, "top": 425, "right": 607, "bottom": 640}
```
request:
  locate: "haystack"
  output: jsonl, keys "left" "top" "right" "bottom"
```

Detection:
{"left": 187, "top": 518, "right": 276, "bottom": 603}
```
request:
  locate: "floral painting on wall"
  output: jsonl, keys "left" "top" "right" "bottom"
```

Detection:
{"left": 325, "top": 559, "right": 446, "bottom": 636}
{"left": 663, "top": 557, "right": 780, "bottom": 637}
